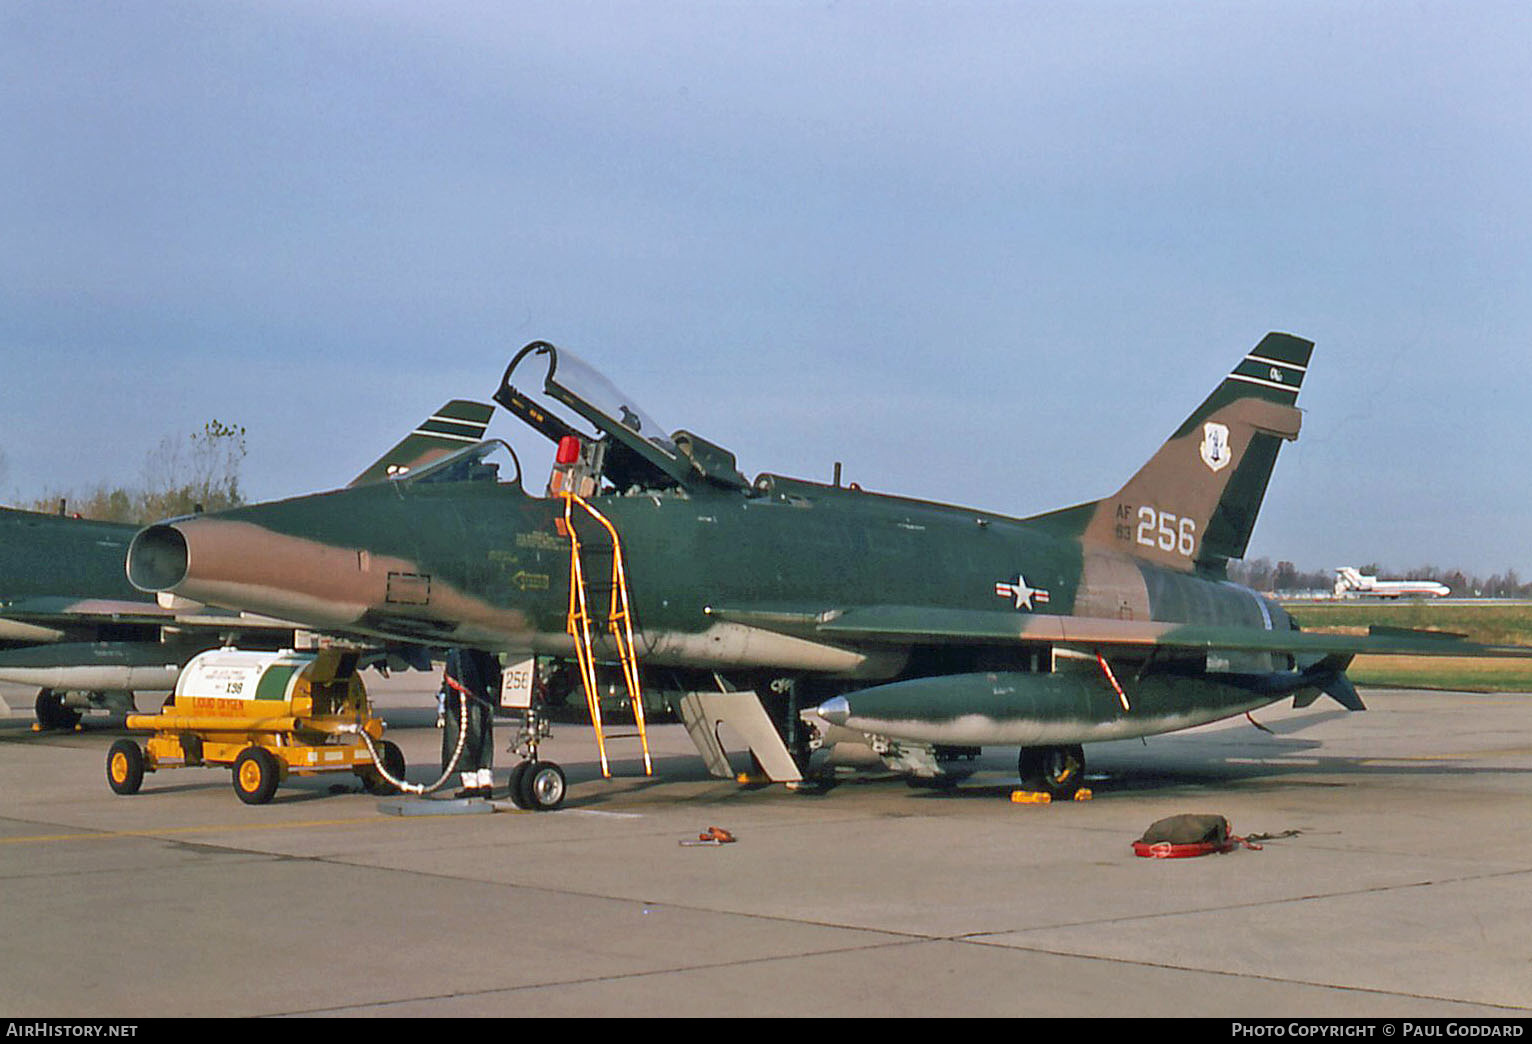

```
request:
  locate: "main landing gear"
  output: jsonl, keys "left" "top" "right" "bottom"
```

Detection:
{"left": 1017, "top": 744, "right": 1086, "bottom": 800}
{"left": 35, "top": 688, "right": 137, "bottom": 731}
{"left": 34, "top": 689, "right": 81, "bottom": 731}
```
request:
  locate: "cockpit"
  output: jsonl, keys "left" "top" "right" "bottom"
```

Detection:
{"left": 397, "top": 439, "right": 522, "bottom": 489}
{"left": 492, "top": 341, "right": 750, "bottom": 498}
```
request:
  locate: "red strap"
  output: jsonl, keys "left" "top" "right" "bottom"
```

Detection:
{"left": 1095, "top": 651, "right": 1130, "bottom": 711}
{"left": 1133, "top": 840, "right": 1227, "bottom": 859}
{"left": 1132, "top": 836, "right": 1263, "bottom": 858}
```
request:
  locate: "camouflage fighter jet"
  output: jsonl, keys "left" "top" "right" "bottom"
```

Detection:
{"left": 1, "top": 401, "right": 492, "bottom": 728}
{"left": 124, "top": 337, "right": 1531, "bottom": 799}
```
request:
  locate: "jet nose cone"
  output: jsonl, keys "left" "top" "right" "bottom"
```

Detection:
{"left": 125, "top": 507, "right": 376, "bottom": 628}
{"left": 816, "top": 695, "right": 850, "bottom": 726}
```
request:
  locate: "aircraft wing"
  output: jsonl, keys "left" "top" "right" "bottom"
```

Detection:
{"left": 0, "top": 589, "right": 436, "bottom": 710}
{"left": 0, "top": 595, "right": 300, "bottom": 631}
{"left": 710, "top": 604, "right": 1532, "bottom": 659}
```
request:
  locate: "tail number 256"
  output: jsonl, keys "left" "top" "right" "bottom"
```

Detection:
{"left": 1137, "top": 507, "right": 1196, "bottom": 557}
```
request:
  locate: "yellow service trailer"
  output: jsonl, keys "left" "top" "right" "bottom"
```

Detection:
{"left": 107, "top": 648, "right": 404, "bottom": 804}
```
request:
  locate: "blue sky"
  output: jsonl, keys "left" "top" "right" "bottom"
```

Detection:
{"left": 3, "top": 2, "right": 1529, "bottom": 576}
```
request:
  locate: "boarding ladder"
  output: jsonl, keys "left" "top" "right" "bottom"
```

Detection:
{"left": 561, "top": 491, "right": 654, "bottom": 778}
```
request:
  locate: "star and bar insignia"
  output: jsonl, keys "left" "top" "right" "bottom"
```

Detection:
{"left": 995, "top": 575, "right": 1050, "bottom": 611}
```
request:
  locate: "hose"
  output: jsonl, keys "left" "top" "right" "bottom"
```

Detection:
{"left": 349, "top": 671, "right": 474, "bottom": 796}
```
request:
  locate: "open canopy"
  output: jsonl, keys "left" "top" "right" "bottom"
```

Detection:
{"left": 494, "top": 340, "right": 748, "bottom": 493}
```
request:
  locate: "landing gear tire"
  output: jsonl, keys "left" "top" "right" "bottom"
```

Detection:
{"left": 506, "top": 760, "right": 532, "bottom": 809}
{"left": 35, "top": 689, "right": 81, "bottom": 731}
{"left": 233, "top": 747, "right": 281, "bottom": 805}
{"left": 1018, "top": 744, "right": 1085, "bottom": 799}
{"left": 106, "top": 740, "right": 145, "bottom": 795}
{"left": 517, "top": 760, "right": 566, "bottom": 811}
{"left": 360, "top": 740, "right": 406, "bottom": 795}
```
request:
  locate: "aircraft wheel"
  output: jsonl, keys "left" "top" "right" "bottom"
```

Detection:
{"left": 506, "top": 760, "right": 532, "bottom": 809}
{"left": 360, "top": 740, "right": 406, "bottom": 795}
{"left": 1018, "top": 744, "right": 1085, "bottom": 799}
{"left": 233, "top": 747, "right": 281, "bottom": 805}
{"left": 518, "top": 760, "right": 566, "bottom": 811}
{"left": 35, "top": 689, "right": 81, "bottom": 731}
{"left": 106, "top": 740, "right": 145, "bottom": 796}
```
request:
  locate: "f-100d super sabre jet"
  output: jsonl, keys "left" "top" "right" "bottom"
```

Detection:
{"left": 125, "top": 336, "right": 1532, "bottom": 799}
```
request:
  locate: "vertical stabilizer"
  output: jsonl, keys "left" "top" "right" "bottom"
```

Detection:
{"left": 348, "top": 400, "right": 494, "bottom": 486}
{"left": 1033, "top": 333, "right": 1311, "bottom": 572}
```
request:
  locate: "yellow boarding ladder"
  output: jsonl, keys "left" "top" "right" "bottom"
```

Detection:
{"left": 562, "top": 491, "right": 653, "bottom": 778}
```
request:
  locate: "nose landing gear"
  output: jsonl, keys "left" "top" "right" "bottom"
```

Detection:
{"left": 505, "top": 707, "right": 566, "bottom": 811}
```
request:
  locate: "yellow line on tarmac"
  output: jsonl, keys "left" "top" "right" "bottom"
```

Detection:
{"left": 0, "top": 816, "right": 404, "bottom": 846}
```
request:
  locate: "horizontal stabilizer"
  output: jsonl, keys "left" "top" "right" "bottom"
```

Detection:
{"left": 1368, "top": 624, "right": 1468, "bottom": 642}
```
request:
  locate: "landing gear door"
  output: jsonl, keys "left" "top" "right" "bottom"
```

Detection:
{"left": 675, "top": 689, "right": 803, "bottom": 782}
{"left": 500, "top": 653, "right": 537, "bottom": 710}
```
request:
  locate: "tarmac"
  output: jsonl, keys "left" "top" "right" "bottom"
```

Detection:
{"left": 2, "top": 674, "right": 1531, "bottom": 1018}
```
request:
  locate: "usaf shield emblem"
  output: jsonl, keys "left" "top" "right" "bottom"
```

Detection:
{"left": 1200, "top": 422, "right": 1232, "bottom": 472}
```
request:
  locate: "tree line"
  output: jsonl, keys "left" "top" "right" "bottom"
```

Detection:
{"left": 13, "top": 420, "right": 247, "bottom": 525}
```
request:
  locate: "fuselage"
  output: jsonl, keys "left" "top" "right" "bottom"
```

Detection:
{"left": 128, "top": 470, "right": 1290, "bottom": 686}
{"left": 0, "top": 507, "right": 152, "bottom": 647}
{"left": 0, "top": 507, "right": 144, "bottom": 604}
{"left": 125, "top": 331, "right": 1329, "bottom": 779}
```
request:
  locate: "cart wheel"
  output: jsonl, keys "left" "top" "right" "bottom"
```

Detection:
{"left": 106, "top": 740, "right": 145, "bottom": 796}
{"left": 518, "top": 760, "right": 566, "bottom": 811}
{"left": 361, "top": 740, "right": 407, "bottom": 795}
{"left": 233, "top": 747, "right": 281, "bottom": 805}
{"left": 506, "top": 760, "right": 532, "bottom": 809}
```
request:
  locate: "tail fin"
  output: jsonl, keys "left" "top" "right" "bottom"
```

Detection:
{"left": 1032, "top": 332, "right": 1312, "bottom": 573}
{"left": 1335, "top": 567, "right": 1364, "bottom": 594}
{"left": 348, "top": 400, "right": 495, "bottom": 486}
